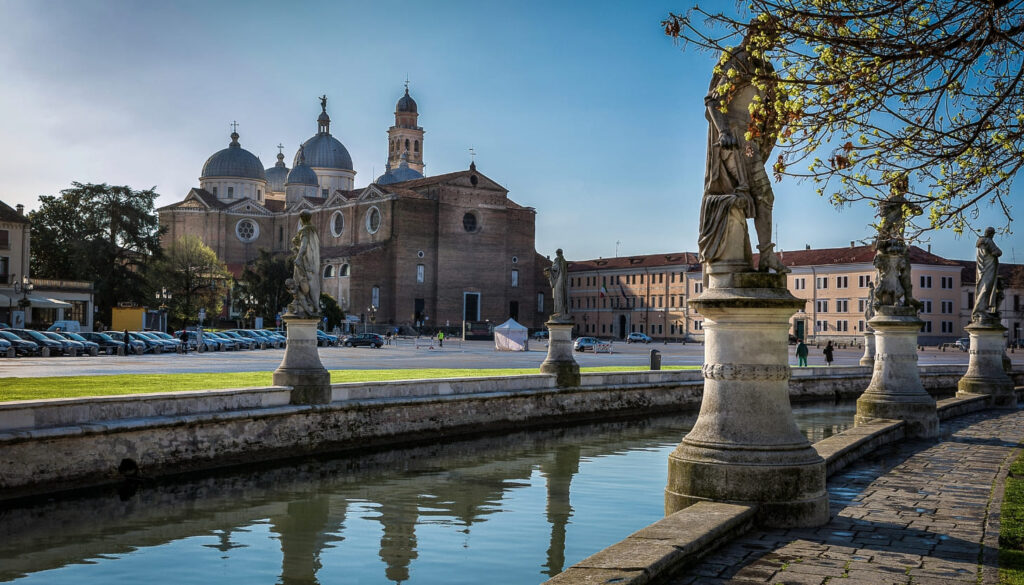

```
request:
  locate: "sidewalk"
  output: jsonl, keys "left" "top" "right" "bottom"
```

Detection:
{"left": 667, "top": 408, "right": 1023, "bottom": 585}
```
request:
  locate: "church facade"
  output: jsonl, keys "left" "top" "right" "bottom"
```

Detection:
{"left": 158, "top": 89, "right": 550, "bottom": 330}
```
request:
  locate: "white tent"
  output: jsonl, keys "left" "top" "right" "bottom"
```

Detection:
{"left": 494, "top": 318, "right": 529, "bottom": 351}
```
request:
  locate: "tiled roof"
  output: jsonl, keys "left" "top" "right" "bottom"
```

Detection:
{"left": 956, "top": 259, "right": 1024, "bottom": 285}
{"left": 386, "top": 169, "right": 475, "bottom": 189}
{"left": 570, "top": 252, "right": 700, "bottom": 272}
{"left": 158, "top": 189, "right": 227, "bottom": 211}
{"left": 0, "top": 200, "right": 28, "bottom": 224}
{"left": 767, "top": 244, "right": 961, "bottom": 267}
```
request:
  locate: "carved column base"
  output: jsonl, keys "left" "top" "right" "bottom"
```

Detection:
{"left": 855, "top": 307, "right": 938, "bottom": 438}
{"left": 957, "top": 322, "right": 1015, "bottom": 408}
{"left": 859, "top": 331, "right": 875, "bottom": 367}
{"left": 273, "top": 318, "right": 331, "bottom": 405}
{"left": 667, "top": 273, "right": 828, "bottom": 528}
{"left": 540, "top": 322, "right": 580, "bottom": 387}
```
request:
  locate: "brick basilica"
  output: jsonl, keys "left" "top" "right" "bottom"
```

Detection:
{"left": 158, "top": 88, "right": 551, "bottom": 330}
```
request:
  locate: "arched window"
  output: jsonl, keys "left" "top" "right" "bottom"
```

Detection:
{"left": 340, "top": 263, "right": 350, "bottom": 276}
{"left": 405, "top": 139, "right": 410, "bottom": 151}
{"left": 414, "top": 140, "right": 419, "bottom": 153}
{"left": 323, "top": 265, "right": 336, "bottom": 278}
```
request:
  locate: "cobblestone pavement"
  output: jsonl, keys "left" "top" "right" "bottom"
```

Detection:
{"left": 666, "top": 409, "right": 1024, "bottom": 585}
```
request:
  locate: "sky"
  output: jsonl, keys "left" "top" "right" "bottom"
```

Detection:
{"left": 0, "top": 0, "right": 1020, "bottom": 264}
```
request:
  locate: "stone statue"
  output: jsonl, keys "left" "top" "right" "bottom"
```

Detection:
{"left": 544, "top": 249, "right": 570, "bottom": 323}
{"left": 972, "top": 227, "right": 1002, "bottom": 322}
{"left": 865, "top": 280, "right": 876, "bottom": 321}
{"left": 698, "top": 20, "right": 789, "bottom": 274}
{"left": 319, "top": 95, "right": 327, "bottom": 111}
{"left": 871, "top": 179, "right": 922, "bottom": 311}
{"left": 286, "top": 210, "right": 321, "bottom": 318}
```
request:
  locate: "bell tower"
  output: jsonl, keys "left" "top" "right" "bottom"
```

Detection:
{"left": 387, "top": 81, "right": 424, "bottom": 174}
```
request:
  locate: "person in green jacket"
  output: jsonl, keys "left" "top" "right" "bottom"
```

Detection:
{"left": 796, "top": 339, "right": 808, "bottom": 367}
{"left": 438, "top": 331, "right": 444, "bottom": 348}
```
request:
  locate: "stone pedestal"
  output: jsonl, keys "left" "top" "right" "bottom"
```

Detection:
{"left": 855, "top": 307, "right": 938, "bottom": 438}
{"left": 273, "top": 317, "right": 331, "bottom": 405}
{"left": 957, "top": 322, "right": 1015, "bottom": 408}
{"left": 540, "top": 322, "right": 580, "bottom": 387}
{"left": 859, "top": 330, "right": 875, "bottom": 367}
{"left": 666, "top": 272, "right": 828, "bottom": 527}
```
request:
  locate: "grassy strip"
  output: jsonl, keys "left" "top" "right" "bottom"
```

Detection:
{"left": 0, "top": 365, "right": 699, "bottom": 402}
{"left": 1000, "top": 453, "right": 1024, "bottom": 585}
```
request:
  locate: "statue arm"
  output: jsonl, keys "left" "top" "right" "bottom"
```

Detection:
{"left": 705, "top": 91, "right": 737, "bottom": 149}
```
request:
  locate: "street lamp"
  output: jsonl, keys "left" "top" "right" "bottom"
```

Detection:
{"left": 365, "top": 304, "right": 378, "bottom": 332}
{"left": 14, "top": 275, "right": 32, "bottom": 309}
{"left": 155, "top": 287, "right": 172, "bottom": 333}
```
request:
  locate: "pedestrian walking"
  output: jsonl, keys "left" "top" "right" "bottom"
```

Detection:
{"left": 823, "top": 340, "right": 834, "bottom": 366}
{"left": 796, "top": 339, "right": 808, "bottom": 367}
{"left": 438, "top": 330, "right": 444, "bottom": 348}
{"left": 180, "top": 329, "right": 189, "bottom": 353}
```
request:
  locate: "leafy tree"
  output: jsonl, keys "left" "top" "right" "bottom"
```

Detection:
{"left": 663, "top": 1, "right": 1024, "bottom": 238}
{"left": 320, "top": 292, "right": 345, "bottom": 331}
{"left": 29, "top": 182, "right": 164, "bottom": 322}
{"left": 236, "top": 249, "right": 291, "bottom": 323}
{"left": 150, "top": 235, "right": 229, "bottom": 329}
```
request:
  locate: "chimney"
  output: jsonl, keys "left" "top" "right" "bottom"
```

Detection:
{"left": 927, "top": 244, "right": 931, "bottom": 253}
{"left": 850, "top": 241, "right": 855, "bottom": 248}
{"left": 15, "top": 204, "right": 24, "bottom": 216}
{"left": 805, "top": 244, "right": 811, "bottom": 250}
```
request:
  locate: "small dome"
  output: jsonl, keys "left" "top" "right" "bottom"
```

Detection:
{"left": 286, "top": 146, "right": 320, "bottom": 186}
{"left": 396, "top": 87, "right": 417, "bottom": 113}
{"left": 377, "top": 153, "right": 423, "bottom": 185}
{"left": 297, "top": 133, "right": 354, "bottom": 171}
{"left": 265, "top": 151, "right": 289, "bottom": 192}
{"left": 201, "top": 132, "right": 266, "bottom": 180}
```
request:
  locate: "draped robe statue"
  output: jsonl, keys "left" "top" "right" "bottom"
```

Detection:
{"left": 286, "top": 211, "right": 321, "bottom": 318}
{"left": 545, "top": 249, "right": 570, "bottom": 323}
{"left": 972, "top": 227, "right": 1002, "bottom": 323}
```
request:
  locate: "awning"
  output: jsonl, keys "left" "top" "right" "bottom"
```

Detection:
{"left": 26, "top": 295, "right": 72, "bottom": 309}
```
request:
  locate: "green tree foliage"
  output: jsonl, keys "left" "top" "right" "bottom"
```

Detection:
{"left": 29, "top": 182, "right": 164, "bottom": 322}
{"left": 664, "top": 1, "right": 1024, "bottom": 238}
{"left": 235, "top": 249, "right": 291, "bottom": 323}
{"left": 150, "top": 235, "right": 229, "bottom": 329}
{"left": 320, "top": 292, "right": 345, "bottom": 331}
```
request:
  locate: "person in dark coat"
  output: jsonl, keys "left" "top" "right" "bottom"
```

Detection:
{"left": 823, "top": 340, "right": 834, "bottom": 366}
{"left": 796, "top": 339, "right": 808, "bottom": 367}
{"left": 180, "top": 329, "right": 189, "bottom": 353}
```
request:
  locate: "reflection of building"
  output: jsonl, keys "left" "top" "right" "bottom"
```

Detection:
{"left": 158, "top": 89, "right": 550, "bottom": 329}
{"left": 569, "top": 243, "right": 998, "bottom": 345}
{"left": 0, "top": 200, "right": 94, "bottom": 330}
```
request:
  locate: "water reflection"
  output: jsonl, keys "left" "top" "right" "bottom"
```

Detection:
{"left": 0, "top": 402, "right": 854, "bottom": 584}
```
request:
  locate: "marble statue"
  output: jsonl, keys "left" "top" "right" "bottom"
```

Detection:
{"left": 865, "top": 281, "right": 876, "bottom": 321}
{"left": 544, "top": 249, "right": 570, "bottom": 323}
{"left": 972, "top": 227, "right": 1002, "bottom": 323}
{"left": 286, "top": 210, "right": 321, "bottom": 318}
{"left": 698, "top": 21, "right": 789, "bottom": 274}
{"left": 871, "top": 179, "right": 922, "bottom": 310}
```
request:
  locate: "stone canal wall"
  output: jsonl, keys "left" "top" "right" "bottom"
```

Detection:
{"left": 0, "top": 365, "right": 974, "bottom": 501}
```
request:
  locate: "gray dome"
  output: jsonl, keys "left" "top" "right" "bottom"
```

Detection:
{"left": 286, "top": 146, "right": 320, "bottom": 186}
{"left": 201, "top": 132, "right": 266, "bottom": 180}
{"left": 296, "top": 133, "right": 353, "bottom": 171}
{"left": 265, "top": 152, "right": 289, "bottom": 192}
{"left": 396, "top": 88, "right": 418, "bottom": 113}
{"left": 377, "top": 154, "right": 423, "bottom": 185}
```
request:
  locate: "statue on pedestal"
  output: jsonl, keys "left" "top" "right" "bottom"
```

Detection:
{"left": 972, "top": 227, "right": 1002, "bottom": 323}
{"left": 872, "top": 178, "right": 922, "bottom": 311}
{"left": 286, "top": 210, "right": 321, "bottom": 318}
{"left": 698, "top": 20, "right": 789, "bottom": 274}
{"left": 865, "top": 280, "right": 876, "bottom": 322}
{"left": 545, "top": 249, "right": 571, "bottom": 323}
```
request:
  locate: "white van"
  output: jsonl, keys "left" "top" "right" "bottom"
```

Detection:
{"left": 47, "top": 320, "right": 82, "bottom": 333}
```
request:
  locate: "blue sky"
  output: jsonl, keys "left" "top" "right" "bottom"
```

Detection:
{"left": 0, "top": 0, "right": 1019, "bottom": 263}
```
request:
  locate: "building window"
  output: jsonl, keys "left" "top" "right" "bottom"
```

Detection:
{"left": 0, "top": 229, "right": 8, "bottom": 250}
{"left": 405, "top": 138, "right": 410, "bottom": 151}
{"left": 694, "top": 320, "right": 703, "bottom": 330}
{"left": 322, "top": 189, "right": 328, "bottom": 197}
{"left": 235, "top": 219, "right": 259, "bottom": 242}
{"left": 278, "top": 226, "right": 284, "bottom": 243}
{"left": 816, "top": 320, "right": 825, "bottom": 332}
{"left": 921, "top": 320, "right": 933, "bottom": 333}
{"left": 371, "top": 286, "right": 380, "bottom": 308}
{"left": 340, "top": 264, "right": 350, "bottom": 276}
{"left": 968, "top": 291, "right": 975, "bottom": 308}
{"left": 257, "top": 189, "right": 262, "bottom": 200}
{"left": 941, "top": 276, "right": 954, "bottom": 289}
{"left": 416, "top": 264, "right": 425, "bottom": 283}
{"left": 836, "top": 299, "right": 849, "bottom": 312}
{"left": 331, "top": 211, "right": 345, "bottom": 237}
{"left": 816, "top": 277, "right": 828, "bottom": 289}
{"left": 922, "top": 299, "right": 932, "bottom": 313}
{"left": 858, "top": 320, "right": 865, "bottom": 332}
{"left": 462, "top": 212, "right": 479, "bottom": 233}
{"left": 0, "top": 256, "right": 8, "bottom": 281}
{"left": 941, "top": 300, "right": 953, "bottom": 314}
{"left": 366, "top": 206, "right": 382, "bottom": 234}
{"left": 414, "top": 140, "right": 419, "bottom": 152}
{"left": 941, "top": 321, "right": 954, "bottom": 333}
{"left": 920, "top": 275, "right": 933, "bottom": 288}
{"left": 212, "top": 187, "right": 218, "bottom": 196}
{"left": 511, "top": 269, "right": 519, "bottom": 287}
{"left": 695, "top": 282, "right": 703, "bottom": 294}
{"left": 836, "top": 276, "right": 849, "bottom": 288}
{"left": 815, "top": 299, "right": 829, "bottom": 313}
{"left": 858, "top": 275, "right": 870, "bottom": 287}
{"left": 537, "top": 293, "right": 544, "bottom": 313}
{"left": 227, "top": 187, "right": 234, "bottom": 198}
{"left": 323, "top": 265, "right": 335, "bottom": 278}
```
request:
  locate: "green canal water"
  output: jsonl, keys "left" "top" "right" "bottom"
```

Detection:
{"left": 0, "top": 403, "right": 855, "bottom": 584}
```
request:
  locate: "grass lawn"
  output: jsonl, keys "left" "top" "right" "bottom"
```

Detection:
{"left": 1002, "top": 452, "right": 1024, "bottom": 585}
{"left": 0, "top": 365, "right": 700, "bottom": 402}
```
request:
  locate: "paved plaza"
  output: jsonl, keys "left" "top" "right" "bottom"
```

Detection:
{"left": 666, "top": 408, "right": 1024, "bottom": 585}
{"left": 0, "top": 339, "right": 1016, "bottom": 378}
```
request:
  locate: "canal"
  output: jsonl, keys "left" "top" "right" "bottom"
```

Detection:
{"left": 0, "top": 402, "right": 856, "bottom": 584}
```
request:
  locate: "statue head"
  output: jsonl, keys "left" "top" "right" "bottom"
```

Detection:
{"left": 556, "top": 248, "right": 564, "bottom": 257}
{"left": 299, "top": 210, "right": 313, "bottom": 225}
{"left": 985, "top": 226, "right": 996, "bottom": 238}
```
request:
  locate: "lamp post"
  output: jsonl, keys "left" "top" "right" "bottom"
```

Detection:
{"left": 366, "top": 304, "right": 377, "bottom": 333}
{"left": 13, "top": 275, "right": 32, "bottom": 327}
{"left": 155, "top": 287, "right": 171, "bottom": 333}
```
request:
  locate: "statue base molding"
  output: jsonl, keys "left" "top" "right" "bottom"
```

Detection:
{"left": 273, "top": 317, "right": 332, "bottom": 405}
{"left": 855, "top": 307, "right": 938, "bottom": 438}
{"left": 859, "top": 330, "right": 875, "bottom": 367}
{"left": 540, "top": 322, "right": 580, "bottom": 387}
{"left": 957, "top": 322, "right": 1015, "bottom": 408}
{"left": 667, "top": 271, "right": 828, "bottom": 527}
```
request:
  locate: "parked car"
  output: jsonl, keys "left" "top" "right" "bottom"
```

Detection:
{"left": 316, "top": 330, "right": 338, "bottom": 346}
{"left": 573, "top": 336, "right": 602, "bottom": 352}
{"left": 220, "top": 330, "right": 257, "bottom": 350}
{"left": 149, "top": 331, "right": 183, "bottom": 351}
{"left": 532, "top": 330, "right": 549, "bottom": 340}
{"left": 47, "top": 320, "right": 82, "bottom": 333}
{"left": 132, "top": 331, "right": 175, "bottom": 353}
{"left": 261, "top": 329, "right": 287, "bottom": 346}
{"left": 80, "top": 331, "right": 126, "bottom": 355}
{"left": 0, "top": 337, "right": 11, "bottom": 355}
{"left": 41, "top": 331, "right": 86, "bottom": 355}
{"left": 55, "top": 331, "right": 101, "bottom": 355}
{"left": 175, "top": 330, "right": 219, "bottom": 352}
{"left": 0, "top": 330, "right": 39, "bottom": 356}
{"left": 340, "top": 333, "right": 385, "bottom": 348}
{"left": 954, "top": 337, "right": 970, "bottom": 352}
{"left": 228, "top": 329, "right": 274, "bottom": 348}
{"left": 626, "top": 332, "right": 652, "bottom": 344}
{"left": 106, "top": 331, "right": 148, "bottom": 354}
{"left": 8, "top": 329, "right": 65, "bottom": 355}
